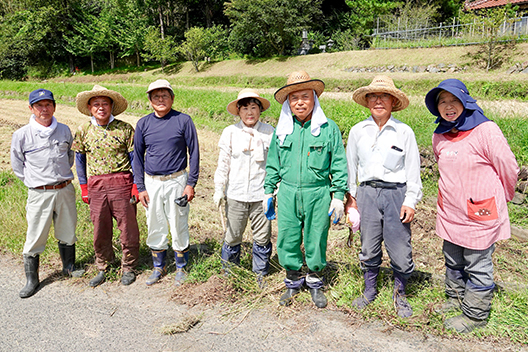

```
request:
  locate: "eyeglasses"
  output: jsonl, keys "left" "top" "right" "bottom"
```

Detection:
{"left": 366, "top": 93, "right": 392, "bottom": 102}
{"left": 151, "top": 94, "right": 171, "bottom": 101}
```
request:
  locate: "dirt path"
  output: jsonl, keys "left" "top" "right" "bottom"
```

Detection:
{"left": 1, "top": 254, "right": 508, "bottom": 352}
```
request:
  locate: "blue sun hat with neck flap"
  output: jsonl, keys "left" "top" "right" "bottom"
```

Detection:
{"left": 425, "top": 79, "right": 490, "bottom": 134}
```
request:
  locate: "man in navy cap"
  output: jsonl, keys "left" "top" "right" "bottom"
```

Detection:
{"left": 11, "top": 89, "right": 83, "bottom": 298}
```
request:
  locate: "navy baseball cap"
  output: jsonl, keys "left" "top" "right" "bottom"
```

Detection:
{"left": 29, "top": 89, "right": 55, "bottom": 105}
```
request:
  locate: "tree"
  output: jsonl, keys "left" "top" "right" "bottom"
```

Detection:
{"left": 142, "top": 26, "right": 177, "bottom": 71}
{"left": 461, "top": 3, "right": 517, "bottom": 71}
{"left": 225, "top": 0, "right": 323, "bottom": 57}
{"left": 116, "top": 0, "right": 149, "bottom": 67}
{"left": 178, "top": 25, "right": 227, "bottom": 72}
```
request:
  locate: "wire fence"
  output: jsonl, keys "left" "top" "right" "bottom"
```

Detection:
{"left": 370, "top": 16, "right": 528, "bottom": 48}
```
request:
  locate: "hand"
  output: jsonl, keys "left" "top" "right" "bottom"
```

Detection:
{"left": 80, "top": 184, "right": 89, "bottom": 204}
{"left": 131, "top": 184, "right": 139, "bottom": 204}
{"left": 213, "top": 190, "right": 224, "bottom": 208}
{"left": 183, "top": 185, "right": 195, "bottom": 202}
{"left": 139, "top": 190, "right": 150, "bottom": 208}
{"left": 345, "top": 193, "right": 358, "bottom": 214}
{"left": 328, "top": 198, "right": 344, "bottom": 224}
{"left": 400, "top": 205, "right": 415, "bottom": 224}
{"left": 262, "top": 194, "right": 276, "bottom": 220}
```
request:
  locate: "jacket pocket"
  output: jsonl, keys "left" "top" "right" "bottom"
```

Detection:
{"left": 467, "top": 197, "right": 498, "bottom": 221}
{"left": 308, "top": 143, "right": 329, "bottom": 170}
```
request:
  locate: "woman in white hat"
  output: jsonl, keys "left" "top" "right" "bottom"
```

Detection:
{"left": 213, "top": 88, "right": 275, "bottom": 286}
{"left": 345, "top": 75, "right": 422, "bottom": 318}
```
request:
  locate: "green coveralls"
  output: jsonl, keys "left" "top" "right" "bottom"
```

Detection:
{"left": 264, "top": 118, "right": 348, "bottom": 273}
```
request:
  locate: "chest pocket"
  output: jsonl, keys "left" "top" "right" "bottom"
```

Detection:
{"left": 278, "top": 139, "right": 292, "bottom": 166}
{"left": 308, "top": 143, "right": 329, "bottom": 170}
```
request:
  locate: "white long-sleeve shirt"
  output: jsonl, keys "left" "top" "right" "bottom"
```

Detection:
{"left": 214, "top": 120, "right": 274, "bottom": 202}
{"left": 346, "top": 116, "right": 422, "bottom": 209}
{"left": 11, "top": 122, "right": 74, "bottom": 188}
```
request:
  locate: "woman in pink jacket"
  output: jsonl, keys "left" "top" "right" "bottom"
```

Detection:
{"left": 425, "top": 79, "right": 519, "bottom": 334}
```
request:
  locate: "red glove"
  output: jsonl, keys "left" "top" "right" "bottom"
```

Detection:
{"left": 131, "top": 184, "right": 139, "bottom": 204}
{"left": 80, "top": 184, "right": 89, "bottom": 204}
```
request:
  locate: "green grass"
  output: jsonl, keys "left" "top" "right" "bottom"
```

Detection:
{"left": 1, "top": 72, "right": 527, "bottom": 346}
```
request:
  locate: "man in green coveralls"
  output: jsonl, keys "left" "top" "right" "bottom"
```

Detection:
{"left": 264, "top": 71, "right": 348, "bottom": 308}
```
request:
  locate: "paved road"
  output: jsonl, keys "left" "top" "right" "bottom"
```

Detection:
{"left": 0, "top": 255, "right": 511, "bottom": 352}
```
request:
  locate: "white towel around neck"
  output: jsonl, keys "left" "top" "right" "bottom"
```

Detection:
{"left": 275, "top": 91, "right": 327, "bottom": 145}
{"left": 29, "top": 114, "right": 58, "bottom": 138}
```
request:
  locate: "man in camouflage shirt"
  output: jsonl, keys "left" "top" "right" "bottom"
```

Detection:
{"left": 72, "top": 85, "right": 140, "bottom": 287}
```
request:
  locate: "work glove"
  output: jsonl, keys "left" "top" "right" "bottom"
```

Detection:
{"left": 80, "top": 184, "right": 89, "bottom": 204}
{"left": 346, "top": 207, "right": 361, "bottom": 233}
{"left": 213, "top": 190, "right": 225, "bottom": 208}
{"left": 328, "top": 198, "right": 344, "bottom": 224}
{"left": 262, "top": 194, "right": 276, "bottom": 220}
{"left": 130, "top": 184, "right": 139, "bottom": 204}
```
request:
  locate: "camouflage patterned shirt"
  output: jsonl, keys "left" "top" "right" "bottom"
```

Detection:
{"left": 72, "top": 119, "right": 134, "bottom": 177}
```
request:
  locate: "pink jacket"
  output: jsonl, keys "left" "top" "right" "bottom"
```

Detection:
{"left": 433, "top": 121, "right": 519, "bottom": 250}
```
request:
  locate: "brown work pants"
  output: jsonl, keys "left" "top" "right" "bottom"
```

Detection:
{"left": 88, "top": 172, "right": 140, "bottom": 271}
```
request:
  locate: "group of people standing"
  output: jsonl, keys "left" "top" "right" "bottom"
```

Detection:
{"left": 11, "top": 71, "right": 519, "bottom": 335}
{"left": 11, "top": 79, "right": 199, "bottom": 293}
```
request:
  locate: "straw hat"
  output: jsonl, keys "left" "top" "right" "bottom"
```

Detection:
{"left": 352, "top": 75, "right": 409, "bottom": 111}
{"left": 274, "top": 70, "right": 325, "bottom": 104}
{"left": 76, "top": 85, "right": 128, "bottom": 116}
{"left": 226, "top": 88, "right": 270, "bottom": 116}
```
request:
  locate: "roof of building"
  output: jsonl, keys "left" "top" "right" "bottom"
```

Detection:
{"left": 465, "top": 0, "right": 528, "bottom": 10}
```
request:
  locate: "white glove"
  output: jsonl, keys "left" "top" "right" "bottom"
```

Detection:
{"left": 328, "top": 198, "right": 344, "bottom": 224}
{"left": 213, "top": 190, "right": 225, "bottom": 208}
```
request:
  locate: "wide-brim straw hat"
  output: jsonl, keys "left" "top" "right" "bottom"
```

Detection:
{"left": 76, "top": 85, "right": 128, "bottom": 116}
{"left": 226, "top": 88, "right": 270, "bottom": 116}
{"left": 274, "top": 70, "right": 325, "bottom": 104}
{"left": 352, "top": 75, "right": 409, "bottom": 112}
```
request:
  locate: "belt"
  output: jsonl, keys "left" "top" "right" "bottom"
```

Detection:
{"left": 360, "top": 180, "right": 404, "bottom": 189}
{"left": 146, "top": 170, "right": 185, "bottom": 181}
{"left": 33, "top": 180, "right": 72, "bottom": 190}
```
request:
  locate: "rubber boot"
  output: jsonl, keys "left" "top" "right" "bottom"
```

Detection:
{"left": 20, "top": 255, "right": 39, "bottom": 298}
{"left": 58, "top": 242, "right": 84, "bottom": 278}
{"left": 393, "top": 271, "right": 413, "bottom": 318}
{"left": 146, "top": 249, "right": 167, "bottom": 286}
{"left": 445, "top": 280, "right": 494, "bottom": 333}
{"left": 221, "top": 243, "right": 240, "bottom": 276}
{"left": 252, "top": 242, "right": 272, "bottom": 289}
{"left": 279, "top": 270, "right": 304, "bottom": 306}
{"left": 89, "top": 271, "right": 106, "bottom": 287}
{"left": 351, "top": 268, "right": 379, "bottom": 309}
{"left": 436, "top": 266, "right": 467, "bottom": 314}
{"left": 306, "top": 271, "right": 327, "bottom": 308}
{"left": 174, "top": 248, "right": 189, "bottom": 286}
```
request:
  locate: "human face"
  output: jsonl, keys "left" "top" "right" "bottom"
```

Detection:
{"left": 149, "top": 88, "right": 174, "bottom": 118}
{"left": 289, "top": 89, "right": 314, "bottom": 123}
{"left": 29, "top": 99, "right": 55, "bottom": 127}
{"left": 367, "top": 91, "right": 395, "bottom": 127}
{"left": 238, "top": 102, "right": 261, "bottom": 127}
{"left": 88, "top": 96, "right": 113, "bottom": 125}
{"left": 437, "top": 91, "right": 463, "bottom": 122}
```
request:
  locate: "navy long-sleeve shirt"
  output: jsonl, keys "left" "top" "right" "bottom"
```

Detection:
{"left": 133, "top": 109, "right": 200, "bottom": 192}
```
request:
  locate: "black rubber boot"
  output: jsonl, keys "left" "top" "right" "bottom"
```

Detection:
{"left": 20, "top": 255, "right": 39, "bottom": 298}
{"left": 58, "top": 242, "right": 84, "bottom": 278}
{"left": 279, "top": 270, "right": 304, "bottom": 306}
{"left": 306, "top": 271, "right": 327, "bottom": 308}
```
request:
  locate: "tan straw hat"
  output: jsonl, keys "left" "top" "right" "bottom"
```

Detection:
{"left": 274, "top": 70, "right": 325, "bottom": 104}
{"left": 76, "top": 85, "right": 128, "bottom": 116}
{"left": 352, "top": 75, "right": 409, "bottom": 111}
{"left": 226, "top": 88, "right": 270, "bottom": 116}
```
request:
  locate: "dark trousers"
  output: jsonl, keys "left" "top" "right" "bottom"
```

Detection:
{"left": 88, "top": 172, "right": 140, "bottom": 271}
